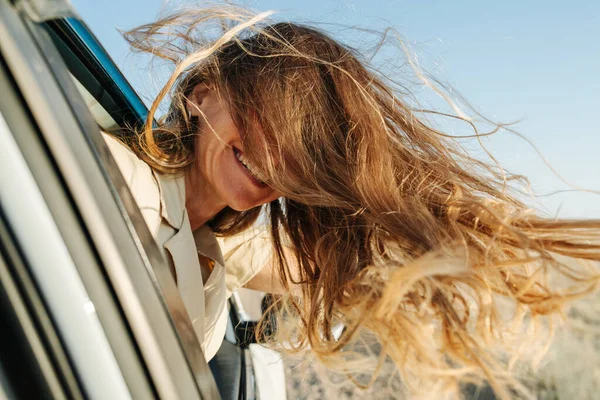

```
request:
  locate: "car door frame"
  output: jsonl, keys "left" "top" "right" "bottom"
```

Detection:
{"left": 0, "top": 0, "right": 220, "bottom": 398}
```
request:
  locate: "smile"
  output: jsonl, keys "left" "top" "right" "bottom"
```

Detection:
{"left": 233, "top": 147, "right": 266, "bottom": 187}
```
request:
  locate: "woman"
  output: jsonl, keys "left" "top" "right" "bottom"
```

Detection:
{"left": 107, "top": 5, "right": 600, "bottom": 399}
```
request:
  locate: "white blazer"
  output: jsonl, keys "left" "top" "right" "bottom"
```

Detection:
{"left": 103, "top": 134, "right": 272, "bottom": 361}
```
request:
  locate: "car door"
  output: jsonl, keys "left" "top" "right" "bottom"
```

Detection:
{"left": 0, "top": 0, "right": 220, "bottom": 398}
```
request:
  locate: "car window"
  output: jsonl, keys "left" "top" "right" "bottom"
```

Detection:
{"left": 0, "top": 2, "right": 219, "bottom": 397}
{"left": 71, "top": 74, "right": 119, "bottom": 130}
{"left": 44, "top": 18, "right": 149, "bottom": 130}
{"left": 40, "top": 17, "right": 221, "bottom": 398}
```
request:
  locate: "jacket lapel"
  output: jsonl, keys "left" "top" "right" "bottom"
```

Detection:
{"left": 163, "top": 215, "right": 206, "bottom": 339}
{"left": 154, "top": 171, "right": 207, "bottom": 348}
{"left": 152, "top": 170, "right": 186, "bottom": 230}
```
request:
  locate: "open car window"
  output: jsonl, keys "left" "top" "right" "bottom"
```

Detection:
{"left": 0, "top": 0, "right": 220, "bottom": 398}
{"left": 71, "top": 74, "right": 119, "bottom": 130}
{"left": 44, "top": 17, "right": 149, "bottom": 129}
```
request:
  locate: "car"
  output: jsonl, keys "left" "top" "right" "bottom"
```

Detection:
{"left": 0, "top": 0, "right": 286, "bottom": 398}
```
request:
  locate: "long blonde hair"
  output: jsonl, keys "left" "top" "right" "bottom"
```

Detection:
{"left": 122, "top": 5, "right": 600, "bottom": 398}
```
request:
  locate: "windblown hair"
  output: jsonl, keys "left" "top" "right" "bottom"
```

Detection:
{"left": 122, "top": 5, "right": 600, "bottom": 398}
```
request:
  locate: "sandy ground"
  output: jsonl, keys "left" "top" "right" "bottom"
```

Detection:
{"left": 282, "top": 289, "right": 600, "bottom": 400}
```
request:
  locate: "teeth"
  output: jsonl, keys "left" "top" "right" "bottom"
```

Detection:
{"left": 236, "top": 151, "right": 248, "bottom": 166}
{"left": 235, "top": 149, "right": 265, "bottom": 183}
{"left": 235, "top": 149, "right": 249, "bottom": 167}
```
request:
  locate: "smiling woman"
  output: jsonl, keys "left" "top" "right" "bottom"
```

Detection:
{"left": 101, "top": 3, "right": 600, "bottom": 399}
{"left": 183, "top": 84, "right": 280, "bottom": 229}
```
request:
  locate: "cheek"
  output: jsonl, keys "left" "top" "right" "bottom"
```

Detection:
{"left": 195, "top": 124, "right": 231, "bottom": 171}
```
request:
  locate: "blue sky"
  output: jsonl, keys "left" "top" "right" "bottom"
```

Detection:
{"left": 73, "top": 0, "right": 600, "bottom": 218}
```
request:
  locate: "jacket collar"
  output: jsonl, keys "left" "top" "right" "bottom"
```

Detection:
{"left": 153, "top": 170, "right": 225, "bottom": 267}
{"left": 152, "top": 170, "right": 187, "bottom": 230}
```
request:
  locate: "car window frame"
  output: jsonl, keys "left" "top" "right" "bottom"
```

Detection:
{"left": 0, "top": 1, "right": 220, "bottom": 398}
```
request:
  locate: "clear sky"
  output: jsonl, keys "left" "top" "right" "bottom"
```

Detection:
{"left": 73, "top": 0, "right": 600, "bottom": 218}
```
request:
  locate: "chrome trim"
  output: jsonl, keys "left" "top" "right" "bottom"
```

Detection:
{"left": 0, "top": 248, "right": 68, "bottom": 399}
{"left": 16, "top": 0, "right": 76, "bottom": 22}
{"left": 0, "top": 4, "right": 219, "bottom": 399}
{"left": 58, "top": 17, "right": 150, "bottom": 123}
{"left": 0, "top": 55, "right": 152, "bottom": 399}
{"left": 0, "top": 112, "right": 132, "bottom": 400}
{"left": 243, "top": 349, "right": 256, "bottom": 400}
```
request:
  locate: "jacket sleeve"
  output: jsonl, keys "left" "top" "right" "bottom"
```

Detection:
{"left": 217, "top": 227, "right": 273, "bottom": 296}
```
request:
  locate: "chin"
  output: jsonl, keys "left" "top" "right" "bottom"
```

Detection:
{"left": 227, "top": 198, "right": 264, "bottom": 212}
{"left": 227, "top": 193, "right": 278, "bottom": 212}
{"left": 228, "top": 204, "right": 256, "bottom": 212}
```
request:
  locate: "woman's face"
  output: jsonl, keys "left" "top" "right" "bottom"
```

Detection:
{"left": 187, "top": 84, "right": 280, "bottom": 211}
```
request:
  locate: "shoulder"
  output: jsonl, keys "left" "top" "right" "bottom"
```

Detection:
{"left": 102, "top": 133, "right": 150, "bottom": 181}
{"left": 102, "top": 133, "right": 162, "bottom": 235}
{"left": 217, "top": 227, "right": 273, "bottom": 295}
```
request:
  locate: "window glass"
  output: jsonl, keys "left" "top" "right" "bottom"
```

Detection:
{"left": 70, "top": 75, "right": 118, "bottom": 131}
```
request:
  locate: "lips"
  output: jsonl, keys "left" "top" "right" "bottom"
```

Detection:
{"left": 232, "top": 147, "right": 267, "bottom": 187}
